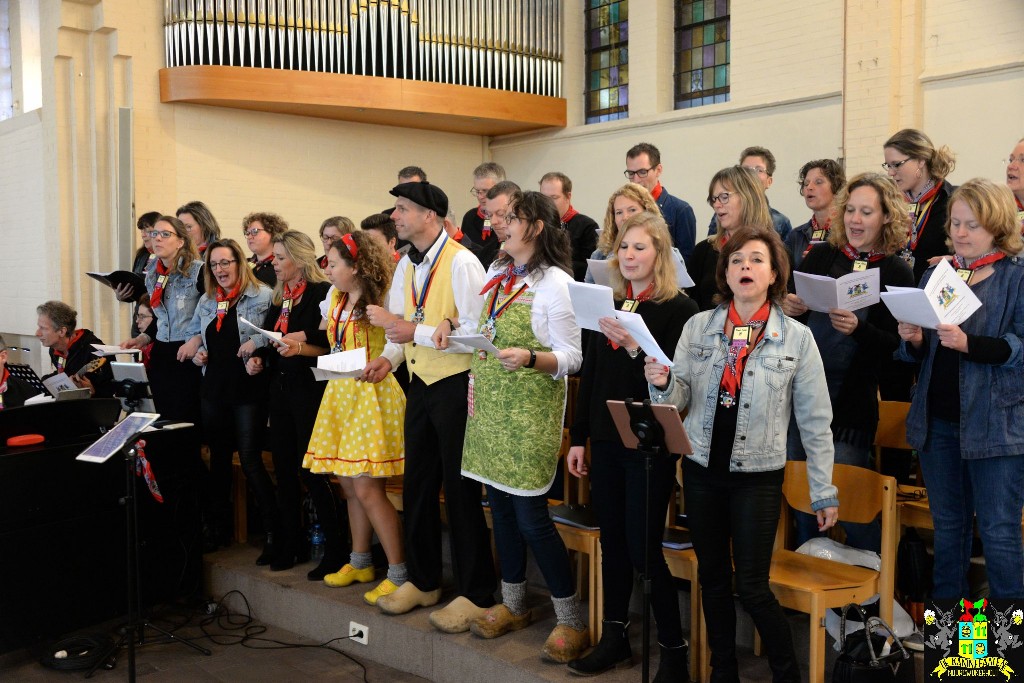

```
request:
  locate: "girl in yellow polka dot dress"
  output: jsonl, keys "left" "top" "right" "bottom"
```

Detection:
{"left": 304, "top": 231, "right": 406, "bottom": 604}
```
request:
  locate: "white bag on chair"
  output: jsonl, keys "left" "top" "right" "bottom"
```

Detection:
{"left": 795, "top": 537, "right": 916, "bottom": 648}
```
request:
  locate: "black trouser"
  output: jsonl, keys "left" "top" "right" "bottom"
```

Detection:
{"left": 683, "top": 458, "right": 799, "bottom": 683}
{"left": 589, "top": 440, "right": 683, "bottom": 647}
{"left": 403, "top": 372, "right": 496, "bottom": 607}
{"left": 268, "top": 369, "right": 334, "bottom": 557}
{"left": 148, "top": 340, "right": 202, "bottom": 425}
{"left": 201, "top": 397, "right": 275, "bottom": 538}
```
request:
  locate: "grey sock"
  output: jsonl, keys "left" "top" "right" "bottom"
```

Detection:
{"left": 551, "top": 594, "right": 585, "bottom": 631}
{"left": 349, "top": 551, "right": 373, "bottom": 569}
{"left": 387, "top": 562, "right": 408, "bottom": 586}
{"left": 501, "top": 580, "right": 528, "bottom": 616}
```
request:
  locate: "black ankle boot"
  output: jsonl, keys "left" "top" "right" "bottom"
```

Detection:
{"left": 567, "top": 620, "right": 632, "bottom": 676}
{"left": 653, "top": 641, "right": 691, "bottom": 682}
{"left": 256, "top": 533, "right": 278, "bottom": 566}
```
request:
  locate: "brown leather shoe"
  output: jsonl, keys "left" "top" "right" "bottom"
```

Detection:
{"left": 469, "top": 604, "right": 532, "bottom": 639}
{"left": 542, "top": 623, "right": 590, "bottom": 663}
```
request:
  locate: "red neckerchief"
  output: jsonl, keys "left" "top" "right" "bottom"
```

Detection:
{"left": 840, "top": 243, "right": 886, "bottom": 263}
{"left": 198, "top": 243, "right": 208, "bottom": 254}
{"left": 392, "top": 251, "right": 401, "bottom": 263}
{"left": 274, "top": 279, "right": 307, "bottom": 334}
{"left": 719, "top": 301, "right": 771, "bottom": 408}
{"left": 0, "top": 367, "right": 9, "bottom": 410}
{"left": 250, "top": 254, "right": 274, "bottom": 268}
{"left": 480, "top": 263, "right": 529, "bottom": 296}
{"left": 477, "top": 206, "right": 492, "bottom": 240}
{"left": 560, "top": 206, "right": 579, "bottom": 227}
{"left": 650, "top": 183, "right": 663, "bottom": 201}
{"left": 953, "top": 251, "right": 1005, "bottom": 284}
{"left": 1016, "top": 196, "right": 1024, "bottom": 211}
{"left": 215, "top": 284, "right": 241, "bottom": 332}
{"left": 717, "top": 234, "right": 729, "bottom": 250}
{"left": 150, "top": 259, "right": 171, "bottom": 308}
{"left": 608, "top": 282, "right": 654, "bottom": 350}
{"left": 318, "top": 254, "right": 328, "bottom": 269}
{"left": 453, "top": 229, "right": 465, "bottom": 241}
{"left": 53, "top": 329, "right": 85, "bottom": 373}
{"left": 905, "top": 181, "right": 942, "bottom": 250}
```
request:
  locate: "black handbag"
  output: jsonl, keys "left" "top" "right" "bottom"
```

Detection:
{"left": 832, "top": 603, "right": 915, "bottom": 683}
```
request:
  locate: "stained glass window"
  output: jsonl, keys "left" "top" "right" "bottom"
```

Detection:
{"left": 584, "top": 1, "right": 628, "bottom": 124}
{"left": 674, "top": 0, "right": 730, "bottom": 109}
{"left": 0, "top": 0, "right": 12, "bottom": 121}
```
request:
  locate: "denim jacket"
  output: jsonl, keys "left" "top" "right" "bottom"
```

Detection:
{"left": 650, "top": 303, "right": 838, "bottom": 511}
{"left": 187, "top": 282, "right": 273, "bottom": 352}
{"left": 896, "top": 257, "right": 1024, "bottom": 459}
{"left": 146, "top": 258, "right": 204, "bottom": 342}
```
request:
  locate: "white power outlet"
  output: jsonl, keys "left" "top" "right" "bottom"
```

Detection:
{"left": 349, "top": 621, "right": 369, "bottom": 645}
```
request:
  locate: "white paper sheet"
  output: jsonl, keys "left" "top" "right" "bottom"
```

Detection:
{"left": 317, "top": 347, "right": 367, "bottom": 373}
{"left": 616, "top": 310, "right": 673, "bottom": 366}
{"left": 567, "top": 282, "right": 617, "bottom": 332}
{"left": 880, "top": 259, "right": 982, "bottom": 329}
{"left": 455, "top": 334, "right": 501, "bottom": 356}
{"left": 238, "top": 316, "right": 283, "bottom": 342}
{"left": 90, "top": 344, "right": 141, "bottom": 357}
{"left": 43, "top": 372, "right": 75, "bottom": 396}
{"left": 310, "top": 367, "right": 363, "bottom": 381}
{"left": 793, "top": 268, "right": 880, "bottom": 313}
{"left": 24, "top": 393, "right": 55, "bottom": 405}
{"left": 585, "top": 259, "right": 611, "bottom": 287}
{"left": 670, "top": 248, "right": 696, "bottom": 288}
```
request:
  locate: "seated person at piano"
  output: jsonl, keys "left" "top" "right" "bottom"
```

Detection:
{"left": 35, "top": 300, "right": 113, "bottom": 397}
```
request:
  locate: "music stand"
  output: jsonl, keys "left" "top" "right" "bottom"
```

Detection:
{"left": 607, "top": 399, "right": 691, "bottom": 683}
{"left": 76, "top": 413, "right": 211, "bottom": 680}
{"left": 111, "top": 362, "right": 156, "bottom": 414}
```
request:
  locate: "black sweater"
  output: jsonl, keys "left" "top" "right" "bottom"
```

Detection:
{"left": 1, "top": 374, "right": 41, "bottom": 408}
{"left": 571, "top": 292, "right": 698, "bottom": 447}
{"left": 685, "top": 238, "right": 720, "bottom": 312}
{"left": 793, "top": 244, "right": 914, "bottom": 441}
{"left": 460, "top": 208, "right": 501, "bottom": 268}
{"left": 256, "top": 281, "right": 332, "bottom": 376}
{"left": 908, "top": 180, "right": 954, "bottom": 284}
{"left": 563, "top": 213, "right": 599, "bottom": 282}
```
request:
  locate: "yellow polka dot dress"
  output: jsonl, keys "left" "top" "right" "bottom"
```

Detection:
{"left": 303, "top": 299, "right": 405, "bottom": 478}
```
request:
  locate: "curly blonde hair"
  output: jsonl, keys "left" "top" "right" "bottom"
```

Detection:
{"left": 829, "top": 173, "right": 910, "bottom": 256}
{"left": 607, "top": 212, "right": 684, "bottom": 303}
{"left": 597, "top": 183, "right": 660, "bottom": 256}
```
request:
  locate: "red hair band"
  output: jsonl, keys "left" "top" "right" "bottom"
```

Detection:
{"left": 341, "top": 233, "right": 358, "bottom": 260}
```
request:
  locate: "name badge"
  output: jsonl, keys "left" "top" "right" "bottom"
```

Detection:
{"left": 731, "top": 326, "right": 750, "bottom": 344}
{"left": 812, "top": 229, "right": 826, "bottom": 241}
{"left": 1017, "top": 210, "right": 1024, "bottom": 226}
{"left": 217, "top": 300, "right": 229, "bottom": 312}
{"left": 621, "top": 299, "right": 639, "bottom": 313}
{"left": 907, "top": 203, "right": 918, "bottom": 217}
{"left": 853, "top": 260, "right": 868, "bottom": 272}
{"left": 156, "top": 275, "right": 168, "bottom": 288}
{"left": 282, "top": 299, "right": 292, "bottom": 311}
{"left": 956, "top": 268, "right": 973, "bottom": 284}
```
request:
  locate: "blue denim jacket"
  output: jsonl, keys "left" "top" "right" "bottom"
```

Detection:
{"left": 188, "top": 282, "right": 273, "bottom": 352}
{"left": 896, "top": 257, "right": 1024, "bottom": 459}
{"left": 650, "top": 303, "right": 839, "bottom": 511}
{"left": 146, "top": 259, "right": 204, "bottom": 342}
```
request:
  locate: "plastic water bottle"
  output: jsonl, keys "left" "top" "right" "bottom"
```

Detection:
{"left": 310, "top": 524, "right": 325, "bottom": 563}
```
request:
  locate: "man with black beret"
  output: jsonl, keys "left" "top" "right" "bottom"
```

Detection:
{"left": 363, "top": 181, "right": 497, "bottom": 630}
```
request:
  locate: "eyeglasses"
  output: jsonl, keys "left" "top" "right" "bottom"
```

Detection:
{"left": 147, "top": 230, "right": 174, "bottom": 240}
{"left": 707, "top": 192, "right": 732, "bottom": 207}
{"left": 506, "top": 214, "right": 523, "bottom": 225}
{"left": 1007, "top": 155, "right": 1024, "bottom": 165}
{"left": 469, "top": 187, "right": 489, "bottom": 198}
{"left": 743, "top": 165, "right": 768, "bottom": 176}
{"left": 242, "top": 227, "right": 265, "bottom": 238}
{"left": 623, "top": 167, "right": 656, "bottom": 179}
{"left": 134, "top": 312, "right": 154, "bottom": 321}
{"left": 881, "top": 158, "right": 912, "bottom": 171}
{"left": 209, "top": 259, "right": 238, "bottom": 270}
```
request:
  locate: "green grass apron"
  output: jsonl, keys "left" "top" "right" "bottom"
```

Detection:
{"left": 462, "top": 288, "right": 567, "bottom": 496}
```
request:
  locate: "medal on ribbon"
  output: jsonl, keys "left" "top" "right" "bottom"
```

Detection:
{"left": 409, "top": 234, "right": 450, "bottom": 327}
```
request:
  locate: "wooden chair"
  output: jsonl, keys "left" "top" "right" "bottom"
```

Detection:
{"left": 873, "top": 400, "right": 911, "bottom": 473}
{"left": 662, "top": 459, "right": 703, "bottom": 682}
{"left": 766, "top": 462, "right": 898, "bottom": 683}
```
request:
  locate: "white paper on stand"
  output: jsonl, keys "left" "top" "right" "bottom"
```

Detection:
{"left": 793, "top": 268, "right": 880, "bottom": 313}
{"left": 455, "top": 334, "right": 501, "bottom": 356}
{"left": 585, "top": 259, "right": 611, "bottom": 287}
{"left": 567, "top": 282, "right": 617, "bottom": 332}
{"left": 616, "top": 311, "right": 673, "bottom": 366}
{"left": 238, "top": 316, "right": 283, "bottom": 343}
{"left": 880, "top": 259, "right": 982, "bottom": 329}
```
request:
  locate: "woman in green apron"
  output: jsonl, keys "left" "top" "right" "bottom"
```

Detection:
{"left": 434, "top": 191, "right": 585, "bottom": 663}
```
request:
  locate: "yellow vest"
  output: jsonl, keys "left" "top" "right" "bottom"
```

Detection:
{"left": 402, "top": 238, "right": 473, "bottom": 385}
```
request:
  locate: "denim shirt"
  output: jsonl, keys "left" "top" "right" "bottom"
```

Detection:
{"left": 650, "top": 303, "right": 838, "bottom": 511}
{"left": 896, "top": 257, "right": 1024, "bottom": 459}
{"left": 187, "top": 282, "right": 273, "bottom": 352}
{"left": 146, "top": 258, "right": 204, "bottom": 342}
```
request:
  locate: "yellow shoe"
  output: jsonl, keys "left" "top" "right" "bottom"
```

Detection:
{"left": 363, "top": 578, "right": 400, "bottom": 606}
{"left": 323, "top": 563, "right": 375, "bottom": 588}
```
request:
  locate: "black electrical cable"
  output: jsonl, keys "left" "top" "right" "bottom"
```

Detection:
{"left": 39, "top": 633, "right": 115, "bottom": 671}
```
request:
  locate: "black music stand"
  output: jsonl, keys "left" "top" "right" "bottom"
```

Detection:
{"left": 76, "top": 412, "right": 211, "bottom": 680}
{"left": 607, "top": 399, "right": 691, "bottom": 683}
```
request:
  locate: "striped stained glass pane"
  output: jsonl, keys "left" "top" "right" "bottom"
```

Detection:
{"left": 586, "top": 0, "right": 629, "bottom": 124}
{"left": 674, "top": 0, "right": 730, "bottom": 109}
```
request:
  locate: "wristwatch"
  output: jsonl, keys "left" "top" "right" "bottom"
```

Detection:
{"left": 525, "top": 349, "right": 537, "bottom": 368}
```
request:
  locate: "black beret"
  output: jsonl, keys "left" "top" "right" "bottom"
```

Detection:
{"left": 389, "top": 181, "right": 448, "bottom": 217}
